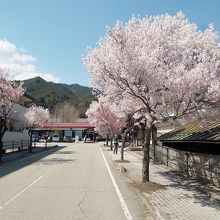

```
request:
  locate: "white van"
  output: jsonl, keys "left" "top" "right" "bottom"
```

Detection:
{"left": 52, "top": 134, "right": 60, "bottom": 142}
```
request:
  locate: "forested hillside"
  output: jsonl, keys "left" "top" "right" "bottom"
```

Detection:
{"left": 22, "top": 77, "right": 96, "bottom": 118}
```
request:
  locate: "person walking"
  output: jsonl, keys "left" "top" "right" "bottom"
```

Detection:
{"left": 113, "top": 135, "right": 119, "bottom": 155}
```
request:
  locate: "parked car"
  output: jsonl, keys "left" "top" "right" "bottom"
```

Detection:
{"left": 32, "top": 134, "right": 39, "bottom": 142}
{"left": 52, "top": 134, "right": 60, "bottom": 142}
{"left": 39, "top": 135, "right": 47, "bottom": 142}
{"left": 63, "top": 136, "right": 72, "bottom": 142}
{"left": 96, "top": 136, "right": 106, "bottom": 142}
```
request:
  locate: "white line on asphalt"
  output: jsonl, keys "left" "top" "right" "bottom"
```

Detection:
{"left": 100, "top": 147, "right": 133, "bottom": 220}
{"left": 0, "top": 154, "right": 70, "bottom": 211}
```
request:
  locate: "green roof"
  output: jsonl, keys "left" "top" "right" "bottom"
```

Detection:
{"left": 159, "top": 120, "right": 220, "bottom": 143}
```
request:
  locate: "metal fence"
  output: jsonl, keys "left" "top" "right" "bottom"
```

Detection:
{"left": 151, "top": 144, "right": 220, "bottom": 187}
{"left": 3, "top": 140, "right": 31, "bottom": 153}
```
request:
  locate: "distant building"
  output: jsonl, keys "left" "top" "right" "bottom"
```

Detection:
{"left": 40, "top": 119, "right": 95, "bottom": 141}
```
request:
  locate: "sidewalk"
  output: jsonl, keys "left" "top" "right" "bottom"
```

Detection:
{"left": 105, "top": 146, "right": 220, "bottom": 220}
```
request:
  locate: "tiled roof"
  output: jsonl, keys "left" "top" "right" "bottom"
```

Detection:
{"left": 44, "top": 122, "right": 94, "bottom": 128}
{"left": 159, "top": 120, "right": 220, "bottom": 143}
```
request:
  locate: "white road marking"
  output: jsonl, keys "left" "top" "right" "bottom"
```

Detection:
{"left": 0, "top": 154, "right": 70, "bottom": 211}
{"left": 100, "top": 147, "right": 133, "bottom": 220}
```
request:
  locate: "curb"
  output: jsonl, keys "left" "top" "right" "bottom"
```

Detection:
{"left": 103, "top": 146, "right": 168, "bottom": 220}
{"left": 119, "top": 163, "right": 167, "bottom": 220}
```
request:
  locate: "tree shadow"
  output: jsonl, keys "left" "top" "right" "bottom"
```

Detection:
{"left": 33, "top": 158, "right": 77, "bottom": 165}
{"left": 54, "top": 151, "right": 76, "bottom": 155}
{"left": 153, "top": 145, "right": 220, "bottom": 188}
{"left": 0, "top": 145, "right": 75, "bottom": 177}
{"left": 156, "top": 169, "right": 220, "bottom": 210}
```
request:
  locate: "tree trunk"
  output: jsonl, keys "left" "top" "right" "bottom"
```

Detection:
{"left": 28, "top": 130, "right": 33, "bottom": 153}
{"left": 0, "top": 135, "right": 3, "bottom": 162}
{"left": 84, "top": 135, "right": 87, "bottom": 143}
{"left": 152, "top": 125, "right": 157, "bottom": 162}
{"left": 121, "top": 130, "right": 129, "bottom": 161}
{"left": 121, "top": 137, "right": 125, "bottom": 161}
{"left": 93, "top": 133, "right": 96, "bottom": 143}
{"left": 110, "top": 138, "right": 113, "bottom": 150}
{"left": 45, "top": 132, "right": 51, "bottom": 149}
{"left": 142, "top": 128, "right": 151, "bottom": 182}
{"left": 106, "top": 135, "right": 109, "bottom": 147}
{"left": 141, "top": 128, "right": 145, "bottom": 149}
{"left": 0, "top": 120, "right": 7, "bottom": 162}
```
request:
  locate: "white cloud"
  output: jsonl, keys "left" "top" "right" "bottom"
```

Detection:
{"left": 0, "top": 38, "right": 60, "bottom": 83}
{"left": 13, "top": 53, "right": 36, "bottom": 63}
{"left": 0, "top": 39, "right": 16, "bottom": 53}
{"left": 38, "top": 73, "right": 60, "bottom": 83}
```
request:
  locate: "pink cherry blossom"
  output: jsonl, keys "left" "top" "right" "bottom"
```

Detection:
{"left": 0, "top": 68, "right": 24, "bottom": 117}
{"left": 84, "top": 12, "right": 220, "bottom": 182}
{"left": 25, "top": 105, "right": 50, "bottom": 152}
{"left": 86, "top": 96, "right": 125, "bottom": 138}
{"left": 0, "top": 68, "right": 24, "bottom": 161}
{"left": 25, "top": 105, "right": 50, "bottom": 129}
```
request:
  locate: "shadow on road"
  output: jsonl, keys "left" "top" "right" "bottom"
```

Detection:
{"left": 33, "top": 157, "right": 76, "bottom": 166}
{"left": 0, "top": 145, "right": 75, "bottom": 178}
{"left": 54, "top": 150, "right": 75, "bottom": 155}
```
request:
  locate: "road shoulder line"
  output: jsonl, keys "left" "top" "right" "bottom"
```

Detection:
{"left": 99, "top": 146, "right": 133, "bottom": 220}
{"left": 0, "top": 154, "right": 70, "bottom": 211}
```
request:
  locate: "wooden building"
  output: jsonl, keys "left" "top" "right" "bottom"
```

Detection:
{"left": 158, "top": 121, "right": 220, "bottom": 155}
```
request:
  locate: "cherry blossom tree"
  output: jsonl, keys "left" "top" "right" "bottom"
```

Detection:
{"left": 84, "top": 12, "right": 220, "bottom": 182}
{"left": 86, "top": 96, "right": 125, "bottom": 149}
{"left": 107, "top": 96, "right": 137, "bottom": 160}
{"left": 25, "top": 105, "right": 50, "bottom": 152}
{"left": 0, "top": 69, "right": 24, "bottom": 161}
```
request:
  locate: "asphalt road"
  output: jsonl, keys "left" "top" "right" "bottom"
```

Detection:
{"left": 0, "top": 142, "right": 149, "bottom": 220}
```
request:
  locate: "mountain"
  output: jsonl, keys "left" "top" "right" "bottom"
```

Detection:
{"left": 59, "top": 83, "right": 96, "bottom": 105}
{"left": 22, "top": 77, "right": 96, "bottom": 117}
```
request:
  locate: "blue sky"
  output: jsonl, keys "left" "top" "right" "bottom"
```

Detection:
{"left": 0, "top": 0, "right": 220, "bottom": 86}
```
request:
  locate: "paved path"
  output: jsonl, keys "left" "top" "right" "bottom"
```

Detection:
{"left": 107, "top": 147, "right": 220, "bottom": 220}
{"left": 0, "top": 142, "right": 150, "bottom": 220}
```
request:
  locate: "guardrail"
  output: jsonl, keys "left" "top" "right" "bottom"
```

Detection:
{"left": 2, "top": 140, "right": 31, "bottom": 153}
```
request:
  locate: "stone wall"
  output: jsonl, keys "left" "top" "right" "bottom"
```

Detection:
{"left": 152, "top": 145, "right": 220, "bottom": 187}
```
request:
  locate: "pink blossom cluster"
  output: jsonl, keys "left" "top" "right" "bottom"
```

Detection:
{"left": 84, "top": 12, "right": 220, "bottom": 128}
{"left": 25, "top": 105, "right": 49, "bottom": 129}
{"left": 0, "top": 68, "right": 24, "bottom": 116}
{"left": 86, "top": 97, "right": 125, "bottom": 137}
